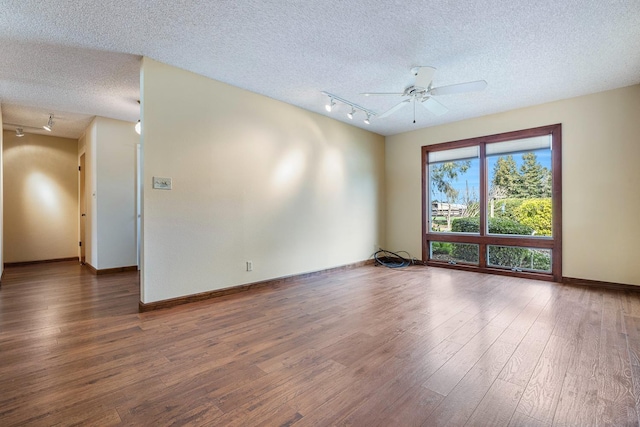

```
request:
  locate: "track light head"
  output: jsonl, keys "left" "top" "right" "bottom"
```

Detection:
{"left": 43, "top": 114, "right": 54, "bottom": 132}
{"left": 16, "top": 128, "right": 24, "bottom": 137}
{"left": 321, "top": 91, "right": 374, "bottom": 125}
{"left": 135, "top": 120, "right": 141, "bottom": 135}
{"left": 325, "top": 98, "right": 336, "bottom": 112}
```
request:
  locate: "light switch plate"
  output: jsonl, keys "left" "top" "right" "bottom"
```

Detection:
{"left": 153, "top": 177, "right": 172, "bottom": 190}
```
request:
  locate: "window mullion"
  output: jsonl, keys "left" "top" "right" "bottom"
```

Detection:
{"left": 479, "top": 143, "right": 487, "bottom": 237}
{"left": 479, "top": 143, "right": 487, "bottom": 268}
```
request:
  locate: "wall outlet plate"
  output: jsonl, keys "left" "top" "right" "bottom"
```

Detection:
{"left": 153, "top": 177, "right": 172, "bottom": 190}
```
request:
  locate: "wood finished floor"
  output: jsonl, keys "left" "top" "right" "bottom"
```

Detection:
{"left": 1, "top": 262, "right": 640, "bottom": 426}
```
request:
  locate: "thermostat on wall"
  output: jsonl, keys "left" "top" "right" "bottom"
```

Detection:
{"left": 153, "top": 177, "right": 172, "bottom": 190}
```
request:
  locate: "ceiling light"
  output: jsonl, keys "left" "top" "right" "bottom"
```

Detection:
{"left": 325, "top": 98, "right": 336, "bottom": 112}
{"left": 321, "top": 91, "right": 376, "bottom": 124}
{"left": 16, "top": 128, "right": 24, "bottom": 137}
{"left": 135, "top": 120, "right": 141, "bottom": 135}
{"left": 43, "top": 114, "right": 54, "bottom": 132}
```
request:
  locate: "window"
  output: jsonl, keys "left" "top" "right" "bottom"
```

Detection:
{"left": 422, "top": 124, "right": 562, "bottom": 281}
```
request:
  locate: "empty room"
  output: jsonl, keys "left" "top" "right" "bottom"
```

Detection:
{"left": 1, "top": 1, "right": 640, "bottom": 426}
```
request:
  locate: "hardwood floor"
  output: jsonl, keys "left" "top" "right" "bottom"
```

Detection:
{"left": 1, "top": 261, "right": 639, "bottom": 426}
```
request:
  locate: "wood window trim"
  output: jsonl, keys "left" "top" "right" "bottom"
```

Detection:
{"left": 421, "top": 124, "right": 562, "bottom": 282}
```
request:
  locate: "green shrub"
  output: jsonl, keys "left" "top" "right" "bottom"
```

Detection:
{"left": 532, "top": 250, "right": 552, "bottom": 271}
{"left": 431, "top": 242, "right": 453, "bottom": 255}
{"left": 487, "top": 246, "right": 551, "bottom": 272}
{"left": 451, "top": 243, "right": 479, "bottom": 263}
{"left": 514, "top": 198, "right": 552, "bottom": 236}
{"left": 493, "top": 198, "right": 525, "bottom": 221}
{"left": 451, "top": 217, "right": 533, "bottom": 235}
{"left": 451, "top": 217, "right": 481, "bottom": 233}
{"left": 450, "top": 217, "right": 534, "bottom": 264}
{"left": 488, "top": 246, "right": 530, "bottom": 268}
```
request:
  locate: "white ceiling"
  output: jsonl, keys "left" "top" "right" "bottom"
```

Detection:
{"left": 1, "top": 0, "right": 639, "bottom": 138}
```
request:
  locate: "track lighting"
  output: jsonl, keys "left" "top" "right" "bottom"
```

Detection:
{"left": 43, "top": 114, "right": 54, "bottom": 132}
{"left": 135, "top": 120, "right": 141, "bottom": 135}
{"left": 325, "top": 98, "right": 336, "bottom": 112}
{"left": 16, "top": 128, "right": 24, "bottom": 137}
{"left": 321, "top": 91, "right": 376, "bottom": 124}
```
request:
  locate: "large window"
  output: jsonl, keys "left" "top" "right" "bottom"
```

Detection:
{"left": 422, "top": 124, "right": 562, "bottom": 281}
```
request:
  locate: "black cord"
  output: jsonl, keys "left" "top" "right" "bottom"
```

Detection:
{"left": 374, "top": 249, "right": 411, "bottom": 268}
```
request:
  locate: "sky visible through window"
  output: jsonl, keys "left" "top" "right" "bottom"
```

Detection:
{"left": 438, "top": 149, "right": 552, "bottom": 201}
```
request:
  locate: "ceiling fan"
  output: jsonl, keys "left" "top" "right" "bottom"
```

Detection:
{"left": 362, "top": 66, "right": 487, "bottom": 122}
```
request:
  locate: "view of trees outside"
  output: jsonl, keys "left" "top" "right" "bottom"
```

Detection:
{"left": 429, "top": 158, "right": 478, "bottom": 232}
{"left": 487, "top": 150, "right": 552, "bottom": 236}
{"left": 429, "top": 148, "right": 553, "bottom": 272}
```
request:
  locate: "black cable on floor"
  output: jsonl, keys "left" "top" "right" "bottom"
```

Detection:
{"left": 374, "top": 249, "right": 412, "bottom": 268}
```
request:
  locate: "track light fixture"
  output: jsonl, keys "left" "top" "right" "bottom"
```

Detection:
{"left": 43, "top": 114, "right": 54, "bottom": 132}
{"left": 325, "top": 98, "right": 336, "bottom": 112}
{"left": 321, "top": 91, "right": 376, "bottom": 124}
{"left": 135, "top": 120, "right": 141, "bottom": 135}
{"left": 16, "top": 128, "right": 24, "bottom": 137}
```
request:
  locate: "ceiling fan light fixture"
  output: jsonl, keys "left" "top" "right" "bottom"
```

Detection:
{"left": 16, "top": 128, "right": 24, "bottom": 137}
{"left": 135, "top": 120, "right": 141, "bottom": 135}
{"left": 43, "top": 114, "right": 54, "bottom": 131}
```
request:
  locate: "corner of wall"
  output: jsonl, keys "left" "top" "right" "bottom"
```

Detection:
{"left": 0, "top": 102, "right": 4, "bottom": 280}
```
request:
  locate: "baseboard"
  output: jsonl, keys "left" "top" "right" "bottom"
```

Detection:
{"left": 562, "top": 276, "right": 640, "bottom": 292}
{"left": 85, "top": 263, "right": 138, "bottom": 275}
{"left": 139, "top": 259, "right": 375, "bottom": 312}
{"left": 4, "top": 257, "right": 79, "bottom": 268}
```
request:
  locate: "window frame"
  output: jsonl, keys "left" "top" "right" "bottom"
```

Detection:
{"left": 421, "top": 124, "right": 562, "bottom": 282}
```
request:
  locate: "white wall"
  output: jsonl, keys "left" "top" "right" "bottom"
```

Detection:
{"left": 83, "top": 116, "right": 139, "bottom": 270}
{"left": 2, "top": 130, "right": 78, "bottom": 263}
{"left": 386, "top": 84, "right": 640, "bottom": 286}
{"left": 141, "top": 58, "right": 386, "bottom": 303}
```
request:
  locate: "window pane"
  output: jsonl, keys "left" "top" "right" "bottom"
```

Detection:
{"left": 487, "top": 245, "right": 552, "bottom": 273}
{"left": 486, "top": 146, "right": 552, "bottom": 237}
{"left": 430, "top": 242, "right": 479, "bottom": 265}
{"left": 429, "top": 148, "right": 480, "bottom": 233}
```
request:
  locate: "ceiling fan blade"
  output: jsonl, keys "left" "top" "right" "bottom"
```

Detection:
{"left": 378, "top": 99, "right": 411, "bottom": 118}
{"left": 413, "top": 66, "right": 436, "bottom": 89}
{"left": 361, "top": 92, "right": 404, "bottom": 96}
{"left": 429, "top": 80, "right": 488, "bottom": 96}
{"left": 421, "top": 97, "right": 449, "bottom": 116}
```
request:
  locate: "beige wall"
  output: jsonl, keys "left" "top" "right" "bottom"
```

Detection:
{"left": 2, "top": 130, "right": 78, "bottom": 263}
{"left": 386, "top": 84, "right": 640, "bottom": 286}
{"left": 82, "top": 117, "right": 138, "bottom": 270}
{"left": 0, "top": 105, "right": 3, "bottom": 276}
{"left": 141, "top": 58, "right": 386, "bottom": 303}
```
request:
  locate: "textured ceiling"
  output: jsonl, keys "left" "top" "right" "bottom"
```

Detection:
{"left": 1, "top": 0, "right": 639, "bottom": 138}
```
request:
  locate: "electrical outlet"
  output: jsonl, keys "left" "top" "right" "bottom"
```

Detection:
{"left": 246, "top": 261, "right": 253, "bottom": 272}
